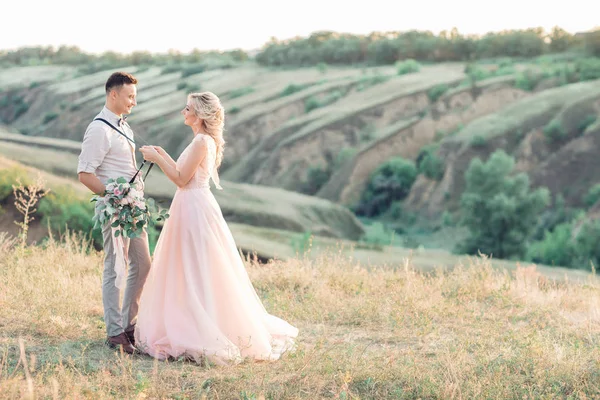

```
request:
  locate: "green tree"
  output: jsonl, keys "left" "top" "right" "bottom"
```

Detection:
{"left": 456, "top": 150, "right": 550, "bottom": 259}
{"left": 548, "top": 26, "right": 573, "bottom": 52}
{"left": 356, "top": 158, "right": 418, "bottom": 217}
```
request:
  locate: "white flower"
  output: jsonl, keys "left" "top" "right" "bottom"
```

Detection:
{"left": 128, "top": 188, "right": 140, "bottom": 199}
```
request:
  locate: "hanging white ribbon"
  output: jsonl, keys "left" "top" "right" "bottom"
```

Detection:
{"left": 212, "top": 166, "right": 223, "bottom": 190}
{"left": 112, "top": 226, "right": 128, "bottom": 290}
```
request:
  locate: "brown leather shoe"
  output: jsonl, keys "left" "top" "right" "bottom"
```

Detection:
{"left": 125, "top": 329, "right": 135, "bottom": 346}
{"left": 106, "top": 332, "right": 136, "bottom": 354}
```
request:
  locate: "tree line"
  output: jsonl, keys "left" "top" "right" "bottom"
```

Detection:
{"left": 0, "top": 46, "right": 248, "bottom": 68}
{"left": 1, "top": 27, "right": 598, "bottom": 69}
{"left": 256, "top": 27, "right": 600, "bottom": 66}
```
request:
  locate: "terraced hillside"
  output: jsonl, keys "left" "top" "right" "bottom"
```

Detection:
{"left": 0, "top": 126, "right": 364, "bottom": 241}
{"left": 225, "top": 64, "right": 465, "bottom": 188}
{"left": 1, "top": 56, "right": 599, "bottom": 235}
{"left": 317, "top": 75, "right": 528, "bottom": 205}
{"left": 404, "top": 79, "right": 600, "bottom": 218}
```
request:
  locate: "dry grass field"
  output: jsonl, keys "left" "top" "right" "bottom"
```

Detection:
{"left": 0, "top": 230, "right": 598, "bottom": 399}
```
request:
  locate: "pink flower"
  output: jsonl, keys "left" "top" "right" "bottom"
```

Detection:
{"left": 113, "top": 188, "right": 123, "bottom": 196}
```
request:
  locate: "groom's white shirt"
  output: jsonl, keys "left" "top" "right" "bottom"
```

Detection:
{"left": 77, "top": 106, "right": 138, "bottom": 185}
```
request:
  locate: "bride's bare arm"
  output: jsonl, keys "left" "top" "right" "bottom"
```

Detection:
{"left": 140, "top": 140, "right": 207, "bottom": 188}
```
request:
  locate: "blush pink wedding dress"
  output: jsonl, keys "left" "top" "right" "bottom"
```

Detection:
{"left": 135, "top": 134, "right": 298, "bottom": 365}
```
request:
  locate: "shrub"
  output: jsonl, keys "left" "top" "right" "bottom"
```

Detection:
{"left": 396, "top": 59, "right": 420, "bottom": 75}
{"left": 584, "top": 184, "right": 600, "bottom": 207}
{"left": 514, "top": 69, "right": 542, "bottom": 91}
{"left": 228, "top": 87, "right": 255, "bottom": 99}
{"left": 0, "top": 166, "right": 31, "bottom": 200}
{"left": 526, "top": 222, "right": 578, "bottom": 267}
{"left": 37, "top": 185, "right": 102, "bottom": 248}
{"left": 301, "top": 165, "right": 331, "bottom": 195}
{"left": 464, "top": 64, "right": 492, "bottom": 82}
{"left": 360, "top": 221, "right": 394, "bottom": 246}
{"left": 578, "top": 114, "right": 597, "bottom": 134}
{"left": 333, "top": 148, "right": 357, "bottom": 169}
{"left": 304, "top": 90, "right": 344, "bottom": 113}
{"left": 416, "top": 145, "right": 444, "bottom": 180}
{"left": 280, "top": 83, "right": 307, "bottom": 97}
{"left": 470, "top": 135, "right": 487, "bottom": 147}
{"left": 181, "top": 64, "right": 206, "bottom": 77}
{"left": 355, "top": 158, "right": 418, "bottom": 217}
{"left": 543, "top": 119, "right": 567, "bottom": 142}
{"left": 43, "top": 112, "right": 58, "bottom": 124}
{"left": 161, "top": 64, "right": 182, "bottom": 75}
{"left": 304, "top": 96, "right": 321, "bottom": 113}
{"left": 427, "top": 84, "right": 449, "bottom": 103}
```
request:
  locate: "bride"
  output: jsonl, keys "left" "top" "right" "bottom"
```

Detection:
{"left": 136, "top": 92, "right": 298, "bottom": 365}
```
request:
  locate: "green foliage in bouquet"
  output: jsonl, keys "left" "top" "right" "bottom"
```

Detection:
{"left": 91, "top": 177, "right": 169, "bottom": 239}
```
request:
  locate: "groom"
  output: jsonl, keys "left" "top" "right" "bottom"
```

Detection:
{"left": 77, "top": 71, "right": 152, "bottom": 354}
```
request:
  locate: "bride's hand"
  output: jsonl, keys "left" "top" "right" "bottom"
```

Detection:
{"left": 139, "top": 146, "right": 160, "bottom": 162}
{"left": 152, "top": 146, "right": 167, "bottom": 156}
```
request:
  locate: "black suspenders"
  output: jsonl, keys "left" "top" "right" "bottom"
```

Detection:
{"left": 94, "top": 118, "right": 154, "bottom": 184}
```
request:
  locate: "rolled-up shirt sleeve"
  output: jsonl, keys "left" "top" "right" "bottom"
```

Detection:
{"left": 77, "top": 124, "right": 111, "bottom": 174}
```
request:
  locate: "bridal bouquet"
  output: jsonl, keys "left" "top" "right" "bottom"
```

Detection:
{"left": 90, "top": 177, "right": 168, "bottom": 290}
{"left": 91, "top": 177, "right": 169, "bottom": 239}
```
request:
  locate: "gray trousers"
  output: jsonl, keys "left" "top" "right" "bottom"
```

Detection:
{"left": 101, "top": 222, "right": 152, "bottom": 337}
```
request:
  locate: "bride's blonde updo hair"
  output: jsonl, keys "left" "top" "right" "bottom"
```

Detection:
{"left": 188, "top": 91, "right": 225, "bottom": 168}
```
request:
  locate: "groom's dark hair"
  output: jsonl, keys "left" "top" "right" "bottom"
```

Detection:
{"left": 105, "top": 72, "right": 138, "bottom": 94}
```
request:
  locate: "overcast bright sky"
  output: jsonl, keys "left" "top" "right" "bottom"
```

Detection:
{"left": 1, "top": 0, "right": 598, "bottom": 54}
